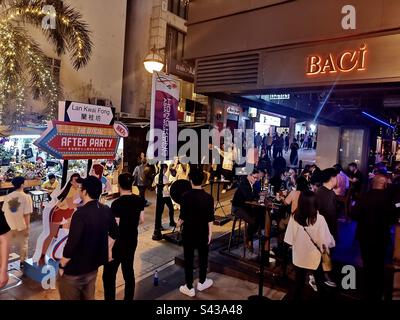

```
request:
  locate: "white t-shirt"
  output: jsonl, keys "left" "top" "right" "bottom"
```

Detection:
{"left": 153, "top": 173, "right": 170, "bottom": 197}
{"left": 284, "top": 214, "right": 335, "bottom": 270}
{"left": 3, "top": 190, "right": 33, "bottom": 231}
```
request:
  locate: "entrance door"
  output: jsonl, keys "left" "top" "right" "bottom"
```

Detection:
{"left": 339, "top": 128, "right": 369, "bottom": 172}
{"left": 226, "top": 119, "right": 238, "bottom": 135}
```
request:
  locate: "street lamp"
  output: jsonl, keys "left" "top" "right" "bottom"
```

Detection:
{"left": 143, "top": 47, "right": 165, "bottom": 74}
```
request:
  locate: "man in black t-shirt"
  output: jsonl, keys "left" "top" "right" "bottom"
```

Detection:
{"left": 178, "top": 167, "right": 214, "bottom": 297}
{"left": 103, "top": 173, "right": 145, "bottom": 300}
{"left": 315, "top": 168, "right": 338, "bottom": 239}
{"left": 0, "top": 209, "right": 11, "bottom": 288}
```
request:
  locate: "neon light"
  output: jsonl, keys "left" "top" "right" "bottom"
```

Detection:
{"left": 362, "top": 111, "right": 394, "bottom": 129}
{"left": 306, "top": 44, "right": 367, "bottom": 76}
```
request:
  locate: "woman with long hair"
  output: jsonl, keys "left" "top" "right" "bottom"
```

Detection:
{"left": 39, "top": 173, "right": 81, "bottom": 264}
{"left": 284, "top": 190, "right": 335, "bottom": 300}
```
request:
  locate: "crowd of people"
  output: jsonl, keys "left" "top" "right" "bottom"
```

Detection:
{"left": 231, "top": 155, "right": 400, "bottom": 300}
{"left": 0, "top": 142, "right": 399, "bottom": 301}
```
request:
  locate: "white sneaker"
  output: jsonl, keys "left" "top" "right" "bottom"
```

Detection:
{"left": 179, "top": 285, "right": 195, "bottom": 297}
{"left": 197, "top": 278, "right": 213, "bottom": 291}
{"left": 308, "top": 274, "right": 318, "bottom": 292}
{"left": 324, "top": 280, "right": 337, "bottom": 288}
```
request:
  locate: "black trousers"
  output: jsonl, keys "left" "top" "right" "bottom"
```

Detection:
{"left": 183, "top": 241, "right": 209, "bottom": 289}
{"left": 293, "top": 264, "right": 324, "bottom": 300}
{"left": 154, "top": 196, "right": 175, "bottom": 231}
{"left": 360, "top": 241, "right": 386, "bottom": 300}
{"left": 232, "top": 206, "right": 264, "bottom": 242}
{"left": 138, "top": 186, "right": 146, "bottom": 202}
{"left": 222, "top": 169, "right": 232, "bottom": 186}
{"left": 103, "top": 244, "right": 137, "bottom": 300}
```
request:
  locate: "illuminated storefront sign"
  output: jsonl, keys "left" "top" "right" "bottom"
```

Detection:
{"left": 259, "top": 114, "right": 281, "bottom": 127}
{"left": 227, "top": 105, "right": 241, "bottom": 115}
{"left": 306, "top": 44, "right": 367, "bottom": 75}
{"left": 262, "top": 94, "right": 290, "bottom": 100}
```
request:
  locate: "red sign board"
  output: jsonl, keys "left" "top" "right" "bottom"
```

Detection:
{"left": 34, "top": 121, "right": 120, "bottom": 160}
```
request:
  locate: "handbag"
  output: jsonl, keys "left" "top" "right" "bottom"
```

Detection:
{"left": 303, "top": 227, "right": 332, "bottom": 272}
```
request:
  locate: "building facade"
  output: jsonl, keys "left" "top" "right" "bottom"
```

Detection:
{"left": 121, "top": 0, "right": 208, "bottom": 122}
{"left": 27, "top": 0, "right": 128, "bottom": 114}
{"left": 184, "top": 0, "right": 400, "bottom": 171}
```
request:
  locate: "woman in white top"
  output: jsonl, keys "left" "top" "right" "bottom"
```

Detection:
{"left": 284, "top": 190, "right": 335, "bottom": 300}
{"left": 215, "top": 144, "right": 235, "bottom": 193}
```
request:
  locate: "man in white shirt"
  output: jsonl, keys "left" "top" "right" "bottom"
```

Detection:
{"left": 152, "top": 164, "right": 176, "bottom": 240}
{"left": 3, "top": 176, "right": 32, "bottom": 262}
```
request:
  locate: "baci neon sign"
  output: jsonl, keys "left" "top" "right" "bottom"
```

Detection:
{"left": 306, "top": 44, "right": 367, "bottom": 76}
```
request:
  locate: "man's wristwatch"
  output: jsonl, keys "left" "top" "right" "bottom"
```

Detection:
{"left": 59, "top": 263, "right": 65, "bottom": 270}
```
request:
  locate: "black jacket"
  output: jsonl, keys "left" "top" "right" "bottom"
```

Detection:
{"left": 315, "top": 186, "right": 338, "bottom": 238}
{"left": 63, "top": 200, "right": 119, "bottom": 276}
{"left": 232, "top": 177, "right": 258, "bottom": 208}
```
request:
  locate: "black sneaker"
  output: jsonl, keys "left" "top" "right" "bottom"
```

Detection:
{"left": 152, "top": 233, "right": 163, "bottom": 241}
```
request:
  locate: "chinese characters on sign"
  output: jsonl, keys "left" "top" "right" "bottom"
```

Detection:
{"left": 34, "top": 121, "right": 120, "bottom": 160}
{"left": 148, "top": 72, "right": 180, "bottom": 161}
{"left": 59, "top": 101, "right": 115, "bottom": 125}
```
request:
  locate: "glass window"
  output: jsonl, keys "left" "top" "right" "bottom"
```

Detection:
{"left": 166, "top": 26, "right": 186, "bottom": 62}
{"left": 168, "top": 0, "right": 188, "bottom": 19}
{"left": 179, "top": 1, "right": 187, "bottom": 19}
{"left": 176, "top": 32, "right": 184, "bottom": 61}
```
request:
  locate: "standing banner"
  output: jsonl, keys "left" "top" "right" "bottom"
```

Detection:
{"left": 148, "top": 72, "right": 180, "bottom": 161}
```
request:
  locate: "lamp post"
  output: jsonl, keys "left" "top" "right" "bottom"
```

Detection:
{"left": 143, "top": 46, "right": 166, "bottom": 74}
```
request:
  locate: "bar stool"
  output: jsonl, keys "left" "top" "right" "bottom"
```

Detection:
{"left": 228, "top": 212, "right": 248, "bottom": 258}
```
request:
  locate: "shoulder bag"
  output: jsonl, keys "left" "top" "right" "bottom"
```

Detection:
{"left": 303, "top": 226, "right": 332, "bottom": 272}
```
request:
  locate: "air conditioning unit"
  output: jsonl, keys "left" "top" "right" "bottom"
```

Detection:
{"left": 89, "top": 97, "right": 113, "bottom": 107}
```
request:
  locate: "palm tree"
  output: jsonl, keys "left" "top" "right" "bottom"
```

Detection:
{"left": 0, "top": 0, "right": 92, "bottom": 129}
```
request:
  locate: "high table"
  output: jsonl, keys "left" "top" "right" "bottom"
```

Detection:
{"left": 244, "top": 197, "right": 286, "bottom": 300}
{"left": 243, "top": 199, "right": 272, "bottom": 301}
{"left": 209, "top": 179, "right": 232, "bottom": 226}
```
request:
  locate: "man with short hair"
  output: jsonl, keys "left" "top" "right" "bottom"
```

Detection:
{"left": 178, "top": 167, "right": 215, "bottom": 297}
{"left": 103, "top": 173, "right": 145, "bottom": 300}
{"left": 352, "top": 174, "right": 397, "bottom": 300}
{"left": 315, "top": 168, "right": 338, "bottom": 239}
{"left": 58, "top": 176, "right": 118, "bottom": 300}
{"left": 3, "top": 176, "right": 32, "bottom": 262}
{"left": 0, "top": 209, "right": 10, "bottom": 288}
{"left": 232, "top": 169, "right": 260, "bottom": 251}
{"left": 41, "top": 173, "right": 59, "bottom": 195}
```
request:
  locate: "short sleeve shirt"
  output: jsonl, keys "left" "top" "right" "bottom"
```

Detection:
{"left": 3, "top": 190, "right": 32, "bottom": 231}
{"left": 179, "top": 189, "right": 214, "bottom": 245}
{"left": 111, "top": 194, "right": 145, "bottom": 245}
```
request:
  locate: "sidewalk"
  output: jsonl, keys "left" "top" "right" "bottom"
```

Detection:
{"left": 0, "top": 187, "right": 236, "bottom": 300}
